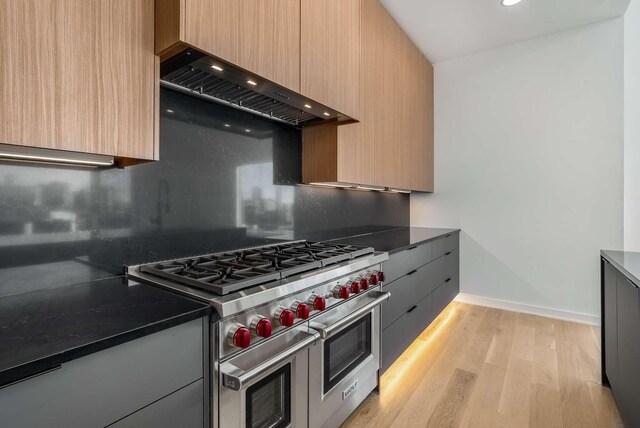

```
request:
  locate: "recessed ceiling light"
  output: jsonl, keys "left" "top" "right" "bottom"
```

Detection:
{"left": 247, "top": 80, "right": 257, "bottom": 86}
{"left": 323, "top": 112, "right": 331, "bottom": 117}
{"left": 166, "top": 109, "right": 174, "bottom": 113}
{"left": 211, "top": 65, "right": 223, "bottom": 71}
{"left": 501, "top": 0, "right": 522, "bottom": 6}
{"left": 224, "top": 124, "right": 231, "bottom": 127}
{"left": 304, "top": 104, "right": 312, "bottom": 109}
{"left": 245, "top": 129, "right": 251, "bottom": 133}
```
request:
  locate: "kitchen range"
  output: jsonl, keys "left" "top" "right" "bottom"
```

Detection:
{"left": 127, "top": 240, "right": 391, "bottom": 428}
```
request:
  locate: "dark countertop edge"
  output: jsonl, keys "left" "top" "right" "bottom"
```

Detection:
{"left": 601, "top": 250, "right": 640, "bottom": 286}
{"left": 327, "top": 227, "right": 461, "bottom": 254}
{"left": 0, "top": 305, "right": 212, "bottom": 388}
{"left": 386, "top": 228, "right": 461, "bottom": 254}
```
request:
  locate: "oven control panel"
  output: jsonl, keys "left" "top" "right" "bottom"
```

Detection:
{"left": 217, "top": 265, "right": 384, "bottom": 359}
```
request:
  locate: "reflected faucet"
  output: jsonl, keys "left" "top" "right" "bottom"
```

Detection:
{"left": 151, "top": 180, "right": 170, "bottom": 232}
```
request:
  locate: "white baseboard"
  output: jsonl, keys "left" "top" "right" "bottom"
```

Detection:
{"left": 454, "top": 293, "right": 600, "bottom": 326}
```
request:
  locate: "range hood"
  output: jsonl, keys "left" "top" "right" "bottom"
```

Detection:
{"left": 161, "top": 49, "right": 347, "bottom": 127}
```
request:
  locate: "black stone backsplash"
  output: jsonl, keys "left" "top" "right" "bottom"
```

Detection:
{"left": 0, "top": 88, "right": 409, "bottom": 297}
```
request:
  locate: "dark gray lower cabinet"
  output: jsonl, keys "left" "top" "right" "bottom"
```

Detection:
{"left": 602, "top": 259, "right": 617, "bottom": 389}
{"left": 615, "top": 271, "right": 640, "bottom": 428}
{"left": 433, "top": 275, "right": 460, "bottom": 316}
{"left": 602, "top": 256, "right": 640, "bottom": 428}
{"left": 380, "top": 232, "right": 460, "bottom": 374}
{"left": 0, "top": 317, "right": 208, "bottom": 428}
{"left": 381, "top": 294, "right": 433, "bottom": 372}
{"left": 109, "top": 380, "right": 204, "bottom": 428}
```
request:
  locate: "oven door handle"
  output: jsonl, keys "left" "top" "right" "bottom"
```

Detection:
{"left": 220, "top": 329, "right": 321, "bottom": 391}
{"left": 309, "top": 290, "right": 391, "bottom": 340}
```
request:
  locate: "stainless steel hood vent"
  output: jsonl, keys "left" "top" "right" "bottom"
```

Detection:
{"left": 160, "top": 49, "right": 345, "bottom": 127}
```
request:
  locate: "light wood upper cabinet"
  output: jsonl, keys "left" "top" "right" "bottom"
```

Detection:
{"left": 156, "top": 0, "right": 301, "bottom": 92}
{"left": 0, "top": 0, "right": 158, "bottom": 163}
{"left": 300, "top": 0, "right": 360, "bottom": 119}
{"left": 302, "top": 0, "right": 434, "bottom": 192}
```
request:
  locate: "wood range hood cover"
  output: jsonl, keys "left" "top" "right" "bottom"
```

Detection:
{"left": 160, "top": 49, "right": 350, "bottom": 128}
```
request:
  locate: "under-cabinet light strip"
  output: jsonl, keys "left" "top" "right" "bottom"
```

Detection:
{"left": 308, "top": 182, "right": 411, "bottom": 193}
{"left": 0, "top": 144, "right": 114, "bottom": 167}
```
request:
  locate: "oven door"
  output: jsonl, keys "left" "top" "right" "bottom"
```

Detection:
{"left": 308, "top": 290, "right": 390, "bottom": 428}
{"left": 218, "top": 327, "right": 319, "bottom": 428}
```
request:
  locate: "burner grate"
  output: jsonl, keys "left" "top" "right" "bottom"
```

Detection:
{"left": 137, "top": 241, "right": 374, "bottom": 295}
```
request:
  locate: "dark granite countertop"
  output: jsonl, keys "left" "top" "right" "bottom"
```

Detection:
{"left": 0, "top": 277, "right": 213, "bottom": 387}
{"left": 601, "top": 250, "right": 640, "bottom": 285}
{"left": 326, "top": 227, "right": 460, "bottom": 254}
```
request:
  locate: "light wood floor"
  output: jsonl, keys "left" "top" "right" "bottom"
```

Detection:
{"left": 342, "top": 302, "right": 623, "bottom": 428}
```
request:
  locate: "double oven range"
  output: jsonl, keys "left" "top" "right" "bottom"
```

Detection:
{"left": 127, "top": 240, "right": 390, "bottom": 428}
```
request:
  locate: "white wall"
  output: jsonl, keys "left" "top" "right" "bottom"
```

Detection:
{"left": 625, "top": 0, "right": 640, "bottom": 250}
{"left": 411, "top": 19, "right": 624, "bottom": 320}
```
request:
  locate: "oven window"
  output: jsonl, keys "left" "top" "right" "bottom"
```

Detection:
{"left": 324, "top": 313, "right": 372, "bottom": 393}
{"left": 246, "top": 364, "right": 291, "bottom": 428}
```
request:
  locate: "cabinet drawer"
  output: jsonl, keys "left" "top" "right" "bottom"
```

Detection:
{"left": 432, "top": 233, "right": 459, "bottom": 260}
{"left": 381, "top": 294, "right": 434, "bottom": 374}
{"left": 108, "top": 380, "right": 204, "bottom": 428}
{"left": 0, "top": 318, "right": 204, "bottom": 428}
{"left": 383, "top": 242, "right": 432, "bottom": 285}
{"left": 433, "top": 275, "right": 460, "bottom": 316}
{"left": 382, "top": 261, "right": 441, "bottom": 330}
{"left": 433, "top": 248, "right": 459, "bottom": 286}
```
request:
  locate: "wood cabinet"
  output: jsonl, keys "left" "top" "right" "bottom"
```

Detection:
{"left": 302, "top": 0, "right": 434, "bottom": 192}
{"left": 156, "top": 0, "right": 301, "bottom": 92}
{"left": 300, "top": 0, "right": 360, "bottom": 119}
{"left": 0, "top": 0, "right": 158, "bottom": 163}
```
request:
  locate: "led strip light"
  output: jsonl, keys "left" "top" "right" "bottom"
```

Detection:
{"left": 0, "top": 144, "right": 114, "bottom": 167}
{"left": 308, "top": 182, "right": 411, "bottom": 193}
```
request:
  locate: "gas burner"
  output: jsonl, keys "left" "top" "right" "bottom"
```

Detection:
{"left": 134, "top": 240, "right": 374, "bottom": 295}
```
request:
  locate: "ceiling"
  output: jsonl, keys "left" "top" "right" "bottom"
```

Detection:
{"left": 381, "top": 0, "right": 631, "bottom": 63}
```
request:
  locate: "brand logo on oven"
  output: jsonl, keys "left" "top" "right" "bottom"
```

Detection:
{"left": 342, "top": 379, "right": 359, "bottom": 400}
{"left": 224, "top": 376, "right": 239, "bottom": 390}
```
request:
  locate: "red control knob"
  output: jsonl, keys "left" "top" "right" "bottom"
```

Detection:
{"left": 275, "top": 307, "right": 295, "bottom": 327}
{"left": 308, "top": 295, "right": 326, "bottom": 311}
{"left": 369, "top": 273, "right": 379, "bottom": 285}
{"left": 228, "top": 325, "right": 251, "bottom": 349}
{"left": 251, "top": 317, "right": 272, "bottom": 338}
{"left": 359, "top": 277, "right": 369, "bottom": 290}
{"left": 350, "top": 280, "right": 361, "bottom": 294}
{"left": 377, "top": 271, "right": 385, "bottom": 282}
{"left": 294, "top": 303, "right": 310, "bottom": 319}
{"left": 333, "top": 285, "right": 350, "bottom": 299}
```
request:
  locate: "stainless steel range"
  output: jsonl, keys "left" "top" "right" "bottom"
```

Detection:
{"left": 127, "top": 240, "right": 390, "bottom": 428}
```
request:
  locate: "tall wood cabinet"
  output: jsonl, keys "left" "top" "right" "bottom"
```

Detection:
{"left": 0, "top": 0, "right": 158, "bottom": 163}
{"left": 300, "top": 0, "right": 360, "bottom": 119}
{"left": 156, "top": 0, "right": 301, "bottom": 92}
{"left": 302, "top": 0, "right": 434, "bottom": 192}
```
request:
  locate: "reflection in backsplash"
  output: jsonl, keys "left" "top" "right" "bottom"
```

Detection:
{"left": 236, "top": 162, "right": 295, "bottom": 240}
{"left": 0, "top": 88, "right": 409, "bottom": 297}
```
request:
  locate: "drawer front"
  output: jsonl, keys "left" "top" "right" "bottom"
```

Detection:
{"left": 0, "top": 318, "right": 205, "bottom": 428}
{"left": 381, "top": 294, "right": 433, "bottom": 374}
{"left": 108, "top": 380, "right": 204, "bottom": 428}
{"left": 433, "top": 275, "right": 460, "bottom": 316}
{"left": 433, "top": 248, "right": 459, "bottom": 286}
{"left": 383, "top": 242, "right": 433, "bottom": 285}
{"left": 382, "top": 261, "right": 441, "bottom": 330}
{"left": 432, "top": 233, "right": 459, "bottom": 260}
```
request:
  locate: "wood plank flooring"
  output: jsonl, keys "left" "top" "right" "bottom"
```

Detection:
{"left": 342, "top": 302, "right": 623, "bottom": 428}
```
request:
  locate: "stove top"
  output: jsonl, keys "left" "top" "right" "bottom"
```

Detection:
{"left": 136, "top": 241, "right": 374, "bottom": 296}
